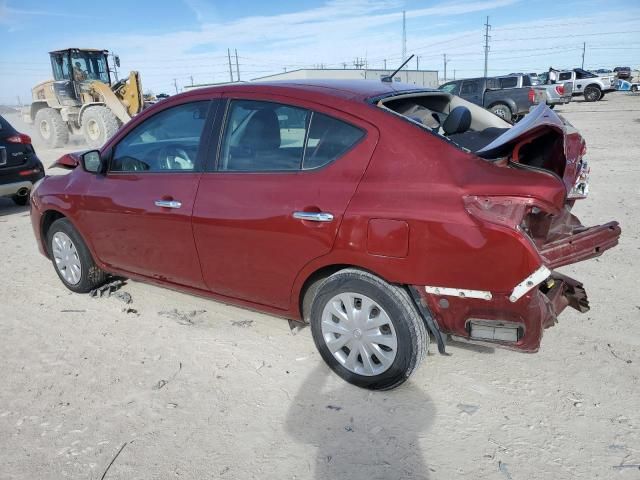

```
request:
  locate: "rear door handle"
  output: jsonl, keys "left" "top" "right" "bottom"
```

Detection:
{"left": 293, "top": 211, "right": 334, "bottom": 222}
{"left": 155, "top": 200, "right": 182, "bottom": 209}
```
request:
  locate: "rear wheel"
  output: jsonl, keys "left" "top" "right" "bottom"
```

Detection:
{"left": 35, "top": 108, "right": 69, "bottom": 148}
{"left": 82, "top": 106, "right": 120, "bottom": 148}
{"left": 489, "top": 103, "right": 512, "bottom": 122}
{"left": 12, "top": 194, "right": 29, "bottom": 206}
{"left": 309, "top": 269, "right": 428, "bottom": 390}
{"left": 47, "top": 218, "right": 108, "bottom": 293}
{"left": 631, "top": 85, "right": 638, "bottom": 93}
{"left": 583, "top": 85, "right": 602, "bottom": 102}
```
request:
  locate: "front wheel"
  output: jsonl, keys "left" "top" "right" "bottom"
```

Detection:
{"left": 489, "top": 103, "right": 512, "bottom": 122}
{"left": 47, "top": 218, "right": 108, "bottom": 293}
{"left": 309, "top": 269, "right": 428, "bottom": 390}
{"left": 583, "top": 86, "right": 602, "bottom": 102}
{"left": 631, "top": 85, "right": 638, "bottom": 93}
{"left": 81, "top": 106, "right": 120, "bottom": 148}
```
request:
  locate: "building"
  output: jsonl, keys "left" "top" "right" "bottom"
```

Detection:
{"left": 251, "top": 68, "right": 440, "bottom": 88}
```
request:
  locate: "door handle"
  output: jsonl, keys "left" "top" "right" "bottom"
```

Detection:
{"left": 293, "top": 211, "right": 334, "bottom": 222}
{"left": 155, "top": 200, "right": 182, "bottom": 209}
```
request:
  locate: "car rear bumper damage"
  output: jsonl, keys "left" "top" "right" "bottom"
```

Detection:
{"left": 413, "top": 219, "right": 621, "bottom": 353}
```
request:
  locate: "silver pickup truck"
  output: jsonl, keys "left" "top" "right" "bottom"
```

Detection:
{"left": 549, "top": 69, "right": 616, "bottom": 102}
{"left": 504, "top": 73, "right": 573, "bottom": 108}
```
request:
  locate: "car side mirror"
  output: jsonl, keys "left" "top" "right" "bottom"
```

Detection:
{"left": 82, "top": 150, "right": 105, "bottom": 174}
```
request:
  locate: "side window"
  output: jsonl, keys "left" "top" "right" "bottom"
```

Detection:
{"left": 439, "top": 83, "right": 457, "bottom": 94}
{"left": 559, "top": 72, "right": 572, "bottom": 81}
{"left": 522, "top": 75, "right": 532, "bottom": 87}
{"left": 303, "top": 113, "right": 364, "bottom": 170}
{"left": 499, "top": 77, "right": 518, "bottom": 88}
{"left": 219, "top": 100, "right": 309, "bottom": 171}
{"left": 111, "top": 101, "right": 209, "bottom": 173}
{"left": 461, "top": 80, "right": 479, "bottom": 95}
{"left": 218, "top": 99, "right": 364, "bottom": 172}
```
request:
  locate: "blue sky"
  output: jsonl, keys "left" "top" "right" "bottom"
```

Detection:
{"left": 0, "top": 0, "right": 639, "bottom": 103}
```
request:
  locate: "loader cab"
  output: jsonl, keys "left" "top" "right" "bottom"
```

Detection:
{"left": 49, "top": 49, "right": 112, "bottom": 85}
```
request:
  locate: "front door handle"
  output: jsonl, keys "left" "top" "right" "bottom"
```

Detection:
{"left": 293, "top": 211, "right": 334, "bottom": 222}
{"left": 155, "top": 200, "right": 182, "bottom": 209}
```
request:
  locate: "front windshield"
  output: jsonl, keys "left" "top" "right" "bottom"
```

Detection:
{"left": 70, "top": 51, "right": 110, "bottom": 84}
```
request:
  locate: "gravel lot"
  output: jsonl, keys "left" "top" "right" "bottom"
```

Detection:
{"left": 1, "top": 93, "right": 639, "bottom": 480}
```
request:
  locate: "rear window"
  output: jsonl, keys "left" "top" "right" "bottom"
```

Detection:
{"left": 499, "top": 77, "right": 518, "bottom": 88}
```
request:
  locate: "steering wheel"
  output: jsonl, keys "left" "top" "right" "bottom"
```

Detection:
{"left": 157, "top": 145, "right": 194, "bottom": 170}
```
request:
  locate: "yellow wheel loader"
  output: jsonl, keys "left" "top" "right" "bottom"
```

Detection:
{"left": 24, "top": 48, "right": 143, "bottom": 148}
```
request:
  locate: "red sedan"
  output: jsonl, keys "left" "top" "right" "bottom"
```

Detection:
{"left": 30, "top": 80, "right": 620, "bottom": 390}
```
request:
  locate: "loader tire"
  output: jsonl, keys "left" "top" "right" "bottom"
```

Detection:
{"left": 35, "top": 108, "right": 69, "bottom": 148}
{"left": 82, "top": 106, "right": 120, "bottom": 148}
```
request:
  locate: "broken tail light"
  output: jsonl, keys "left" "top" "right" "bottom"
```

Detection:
{"left": 464, "top": 195, "right": 539, "bottom": 229}
{"left": 555, "top": 84, "right": 565, "bottom": 96}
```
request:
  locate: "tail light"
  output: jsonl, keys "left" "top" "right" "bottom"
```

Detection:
{"left": 528, "top": 89, "right": 535, "bottom": 103}
{"left": 464, "top": 196, "right": 538, "bottom": 229}
{"left": 555, "top": 84, "right": 565, "bottom": 95}
{"left": 5, "top": 133, "right": 31, "bottom": 144}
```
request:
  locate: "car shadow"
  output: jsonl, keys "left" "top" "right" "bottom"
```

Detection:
{"left": 0, "top": 198, "right": 29, "bottom": 217}
{"left": 285, "top": 363, "right": 434, "bottom": 479}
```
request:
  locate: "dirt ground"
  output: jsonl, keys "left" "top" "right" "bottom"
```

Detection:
{"left": 1, "top": 93, "right": 639, "bottom": 480}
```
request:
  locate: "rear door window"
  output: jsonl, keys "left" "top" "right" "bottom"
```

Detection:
{"left": 111, "top": 101, "right": 210, "bottom": 172}
{"left": 303, "top": 113, "right": 364, "bottom": 170}
{"left": 461, "top": 80, "right": 479, "bottom": 94}
{"left": 499, "top": 77, "right": 518, "bottom": 88}
{"left": 218, "top": 100, "right": 364, "bottom": 172}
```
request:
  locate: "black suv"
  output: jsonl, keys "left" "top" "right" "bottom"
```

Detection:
{"left": 0, "top": 114, "right": 44, "bottom": 205}
{"left": 614, "top": 67, "right": 631, "bottom": 80}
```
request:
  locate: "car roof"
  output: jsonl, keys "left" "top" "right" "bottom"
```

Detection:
{"left": 181, "top": 79, "right": 435, "bottom": 103}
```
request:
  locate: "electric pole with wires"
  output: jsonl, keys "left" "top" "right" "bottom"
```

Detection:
{"left": 443, "top": 53, "right": 449, "bottom": 83}
{"left": 581, "top": 42, "right": 586, "bottom": 69}
{"left": 483, "top": 16, "right": 491, "bottom": 78}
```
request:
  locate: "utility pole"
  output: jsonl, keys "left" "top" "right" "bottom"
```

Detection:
{"left": 581, "top": 42, "right": 586, "bottom": 69}
{"left": 235, "top": 49, "right": 240, "bottom": 81}
{"left": 443, "top": 54, "right": 449, "bottom": 83}
{"left": 384, "top": 59, "right": 387, "bottom": 70}
{"left": 402, "top": 10, "right": 407, "bottom": 62}
{"left": 173, "top": 78, "right": 178, "bottom": 94}
{"left": 483, "top": 16, "right": 491, "bottom": 78}
{"left": 416, "top": 56, "right": 420, "bottom": 71}
{"left": 227, "top": 48, "right": 234, "bottom": 82}
{"left": 190, "top": 75, "right": 194, "bottom": 86}
{"left": 454, "top": 69, "right": 456, "bottom": 80}
{"left": 342, "top": 62, "right": 347, "bottom": 69}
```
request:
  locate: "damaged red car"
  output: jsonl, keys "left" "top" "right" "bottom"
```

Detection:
{"left": 30, "top": 80, "right": 621, "bottom": 390}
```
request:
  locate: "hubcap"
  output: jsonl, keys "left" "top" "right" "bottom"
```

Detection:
{"left": 51, "top": 232, "right": 82, "bottom": 285}
{"left": 39, "top": 120, "right": 51, "bottom": 139}
{"left": 86, "top": 119, "right": 100, "bottom": 140}
{"left": 321, "top": 293, "right": 398, "bottom": 376}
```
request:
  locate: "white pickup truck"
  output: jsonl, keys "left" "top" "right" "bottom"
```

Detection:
{"left": 551, "top": 68, "right": 616, "bottom": 102}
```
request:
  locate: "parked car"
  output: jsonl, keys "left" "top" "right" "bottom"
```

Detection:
{"left": 615, "top": 79, "right": 639, "bottom": 92}
{"left": 502, "top": 73, "right": 572, "bottom": 109}
{"left": 439, "top": 76, "right": 540, "bottom": 122}
{"left": 553, "top": 68, "right": 616, "bottom": 102}
{"left": 594, "top": 68, "right": 613, "bottom": 75}
{"left": 30, "top": 81, "right": 621, "bottom": 390}
{"left": 0, "top": 114, "right": 44, "bottom": 205}
{"left": 613, "top": 66, "right": 631, "bottom": 80}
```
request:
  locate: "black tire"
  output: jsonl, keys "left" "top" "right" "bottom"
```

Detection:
{"left": 548, "top": 104, "right": 556, "bottom": 110}
{"left": 12, "top": 194, "right": 29, "bottom": 206}
{"left": 309, "top": 269, "right": 428, "bottom": 390}
{"left": 583, "top": 85, "right": 602, "bottom": 102}
{"left": 34, "top": 108, "right": 69, "bottom": 148}
{"left": 631, "top": 85, "right": 638, "bottom": 93}
{"left": 489, "top": 103, "right": 512, "bottom": 122}
{"left": 81, "top": 106, "right": 120, "bottom": 148}
{"left": 47, "top": 218, "right": 108, "bottom": 293}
